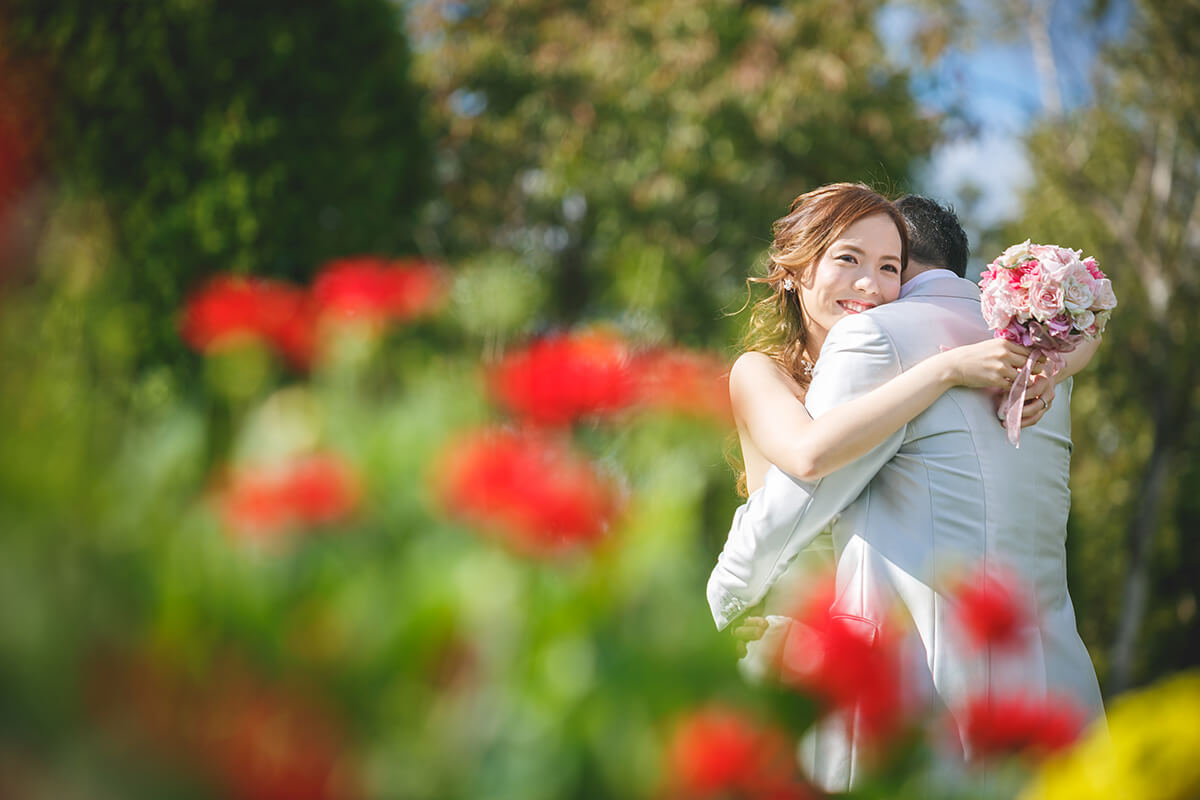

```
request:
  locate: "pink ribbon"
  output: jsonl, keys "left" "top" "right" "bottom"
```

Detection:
{"left": 999, "top": 349, "right": 1064, "bottom": 447}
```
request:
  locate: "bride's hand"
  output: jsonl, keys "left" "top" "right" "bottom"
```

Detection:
{"left": 1017, "top": 371, "right": 1056, "bottom": 428}
{"left": 731, "top": 615, "right": 768, "bottom": 658}
{"left": 944, "top": 339, "right": 1031, "bottom": 389}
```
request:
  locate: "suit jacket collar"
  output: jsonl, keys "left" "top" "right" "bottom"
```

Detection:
{"left": 900, "top": 272, "right": 980, "bottom": 301}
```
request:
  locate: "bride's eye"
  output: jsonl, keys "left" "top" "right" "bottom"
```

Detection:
{"left": 838, "top": 254, "right": 858, "bottom": 264}
{"left": 881, "top": 263, "right": 900, "bottom": 274}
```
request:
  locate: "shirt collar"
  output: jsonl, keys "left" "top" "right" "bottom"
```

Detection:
{"left": 899, "top": 268, "right": 958, "bottom": 298}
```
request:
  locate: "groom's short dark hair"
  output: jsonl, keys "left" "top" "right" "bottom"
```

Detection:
{"left": 896, "top": 195, "right": 969, "bottom": 278}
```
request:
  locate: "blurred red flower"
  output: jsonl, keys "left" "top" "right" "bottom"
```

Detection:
{"left": 311, "top": 256, "right": 446, "bottom": 325}
{"left": 219, "top": 454, "right": 361, "bottom": 541}
{"left": 489, "top": 331, "right": 637, "bottom": 426}
{"left": 180, "top": 275, "right": 314, "bottom": 367}
{"left": 778, "top": 584, "right": 904, "bottom": 742}
{"left": 433, "top": 427, "right": 621, "bottom": 556}
{"left": 665, "top": 707, "right": 812, "bottom": 800}
{"left": 203, "top": 672, "right": 358, "bottom": 800}
{"left": 0, "top": 37, "right": 42, "bottom": 237}
{"left": 632, "top": 348, "right": 732, "bottom": 424}
{"left": 961, "top": 693, "right": 1085, "bottom": 760}
{"left": 952, "top": 569, "right": 1030, "bottom": 651}
{"left": 87, "top": 651, "right": 357, "bottom": 800}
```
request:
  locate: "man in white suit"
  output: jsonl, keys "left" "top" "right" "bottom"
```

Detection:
{"left": 707, "top": 196, "right": 1104, "bottom": 790}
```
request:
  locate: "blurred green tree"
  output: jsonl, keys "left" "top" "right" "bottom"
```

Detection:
{"left": 3, "top": 0, "right": 433, "bottom": 362}
{"left": 997, "top": 0, "right": 1200, "bottom": 691}
{"left": 410, "top": 0, "right": 937, "bottom": 348}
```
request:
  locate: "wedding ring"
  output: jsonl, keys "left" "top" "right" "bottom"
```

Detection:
{"left": 1039, "top": 396, "right": 1048, "bottom": 410}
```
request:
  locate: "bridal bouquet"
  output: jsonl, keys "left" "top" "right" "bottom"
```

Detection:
{"left": 979, "top": 241, "right": 1117, "bottom": 446}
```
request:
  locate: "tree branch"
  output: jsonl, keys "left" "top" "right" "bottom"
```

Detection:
{"left": 1027, "top": 0, "right": 1062, "bottom": 117}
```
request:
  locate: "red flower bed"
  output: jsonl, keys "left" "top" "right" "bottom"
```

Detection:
{"left": 489, "top": 331, "right": 637, "bottom": 426}
{"left": 87, "top": 652, "right": 358, "bottom": 800}
{"left": 180, "top": 275, "right": 314, "bottom": 367}
{"left": 664, "top": 707, "right": 813, "bottom": 800}
{"left": 433, "top": 427, "right": 621, "bottom": 556}
{"left": 632, "top": 348, "right": 732, "bottom": 424}
{"left": 952, "top": 569, "right": 1030, "bottom": 651}
{"left": 181, "top": 258, "right": 446, "bottom": 369}
{"left": 0, "top": 48, "right": 40, "bottom": 232}
{"left": 311, "top": 256, "right": 446, "bottom": 325}
{"left": 777, "top": 583, "right": 904, "bottom": 743}
{"left": 961, "top": 693, "right": 1085, "bottom": 759}
{"left": 219, "top": 453, "right": 361, "bottom": 542}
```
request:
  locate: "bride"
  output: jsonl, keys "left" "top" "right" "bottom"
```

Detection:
{"left": 725, "top": 183, "right": 1096, "bottom": 661}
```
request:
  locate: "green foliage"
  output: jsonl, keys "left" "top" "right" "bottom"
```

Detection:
{"left": 1000, "top": 0, "right": 1200, "bottom": 690}
{"left": 18, "top": 0, "right": 1185, "bottom": 796}
{"left": 5, "top": 0, "right": 433, "bottom": 362}
{"left": 412, "top": 0, "right": 936, "bottom": 347}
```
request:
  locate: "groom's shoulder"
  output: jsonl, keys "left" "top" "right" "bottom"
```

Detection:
{"left": 847, "top": 297, "right": 923, "bottom": 334}
{"left": 825, "top": 308, "right": 900, "bottom": 354}
{"left": 866, "top": 287, "right": 979, "bottom": 328}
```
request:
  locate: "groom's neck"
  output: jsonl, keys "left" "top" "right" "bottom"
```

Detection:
{"left": 901, "top": 258, "right": 940, "bottom": 285}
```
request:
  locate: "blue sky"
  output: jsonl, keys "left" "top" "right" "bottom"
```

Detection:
{"left": 876, "top": 1, "right": 1130, "bottom": 232}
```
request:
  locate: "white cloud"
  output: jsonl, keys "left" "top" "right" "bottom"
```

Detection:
{"left": 922, "top": 132, "right": 1033, "bottom": 228}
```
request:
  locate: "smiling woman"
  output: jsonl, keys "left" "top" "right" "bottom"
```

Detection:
{"left": 729, "top": 183, "right": 1040, "bottom": 495}
{"left": 795, "top": 213, "right": 904, "bottom": 350}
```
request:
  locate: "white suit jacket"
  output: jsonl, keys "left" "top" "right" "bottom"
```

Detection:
{"left": 708, "top": 274, "right": 1104, "bottom": 769}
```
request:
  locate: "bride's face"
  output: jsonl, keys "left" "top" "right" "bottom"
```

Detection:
{"left": 797, "top": 212, "right": 903, "bottom": 343}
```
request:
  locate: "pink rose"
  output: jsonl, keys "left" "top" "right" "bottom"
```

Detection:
{"left": 1028, "top": 319, "right": 1083, "bottom": 352}
{"left": 1047, "top": 313, "right": 1073, "bottom": 337}
{"left": 981, "top": 281, "right": 1017, "bottom": 329}
{"left": 1028, "top": 276, "right": 1065, "bottom": 322}
{"left": 1083, "top": 257, "right": 1105, "bottom": 281}
{"left": 1034, "top": 247, "right": 1076, "bottom": 282}
{"left": 997, "top": 320, "right": 1033, "bottom": 346}
{"left": 1012, "top": 259, "right": 1038, "bottom": 287}
{"left": 1012, "top": 287, "right": 1032, "bottom": 318}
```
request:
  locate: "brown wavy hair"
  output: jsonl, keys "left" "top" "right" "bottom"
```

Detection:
{"left": 731, "top": 182, "right": 909, "bottom": 495}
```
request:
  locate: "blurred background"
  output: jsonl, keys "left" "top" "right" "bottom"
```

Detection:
{"left": 0, "top": 0, "right": 1197, "bottom": 797}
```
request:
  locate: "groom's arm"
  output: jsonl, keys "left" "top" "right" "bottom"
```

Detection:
{"left": 707, "top": 313, "right": 906, "bottom": 630}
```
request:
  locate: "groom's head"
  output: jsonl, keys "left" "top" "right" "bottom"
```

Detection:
{"left": 896, "top": 195, "right": 969, "bottom": 279}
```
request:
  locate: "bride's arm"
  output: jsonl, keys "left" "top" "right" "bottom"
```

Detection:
{"left": 1057, "top": 336, "right": 1101, "bottom": 380}
{"left": 731, "top": 339, "right": 1028, "bottom": 482}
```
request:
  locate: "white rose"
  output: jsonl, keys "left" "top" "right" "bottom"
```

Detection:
{"left": 1063, "top": 273, "right": 1095, "bottom": 313}
{"left": 1000, "top": 239, "right": 1033, "bottom": 267}
{"left": 1093, "top": 278, "right": 1117, "bottom": 310}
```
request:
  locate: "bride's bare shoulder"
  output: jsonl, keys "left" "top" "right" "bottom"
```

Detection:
{"left": 730, "top": 350, "right": 776, "bottom": 382}
{"left": 729, "top": 351, "right": 797, "bottom": 396}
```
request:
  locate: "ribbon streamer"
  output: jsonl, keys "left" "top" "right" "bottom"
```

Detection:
{"left": 999, "top": 348, "right": 1064, "bottom": 447}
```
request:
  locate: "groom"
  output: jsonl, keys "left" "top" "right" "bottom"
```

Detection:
{"left": 707, "top": 195, "right": 1104, "bottom": 789}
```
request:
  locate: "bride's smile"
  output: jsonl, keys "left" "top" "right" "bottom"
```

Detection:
{"left": 797, "top": 211, "right": 903, "bottom": 355}
{"left": 836, "top": 300, "right": 877, "bottom": 314}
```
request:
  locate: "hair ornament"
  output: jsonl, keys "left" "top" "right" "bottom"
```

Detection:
{"left": 782, "top": 277, "right": 795, "bottom": 292}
